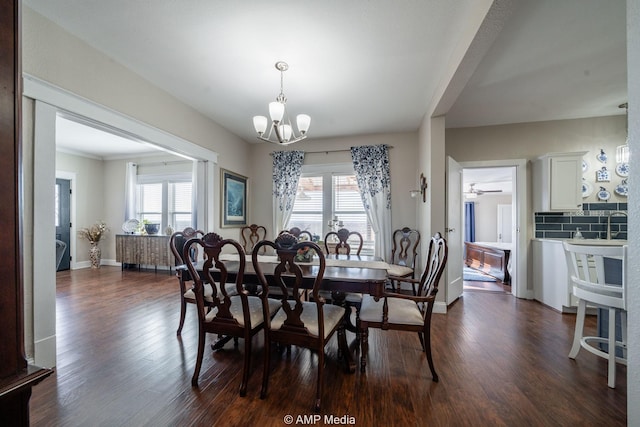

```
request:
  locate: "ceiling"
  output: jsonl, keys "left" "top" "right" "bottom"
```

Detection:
{"left": 26, "top": 0, "right": 627, "bottom": 161}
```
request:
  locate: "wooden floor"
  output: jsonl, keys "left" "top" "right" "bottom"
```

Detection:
{"left": 30, "top": 267, "right": 627, "bottom": 426}
{"left": 463, "top": 279, "right": 510, "bottom": 293}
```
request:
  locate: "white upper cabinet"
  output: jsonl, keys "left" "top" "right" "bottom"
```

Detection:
{"left": 533, "top": 152, "right": 587, "bottom": 212}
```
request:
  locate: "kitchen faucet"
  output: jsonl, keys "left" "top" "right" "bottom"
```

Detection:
{"left": 606, "top": 211, "right": 628, "bottom": 240}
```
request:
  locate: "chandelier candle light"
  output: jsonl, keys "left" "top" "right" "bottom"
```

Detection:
{"left": 253, "top": 61, "right": 311, "bottom": 145}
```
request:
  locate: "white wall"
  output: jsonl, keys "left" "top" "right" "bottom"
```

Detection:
{"left": 56, "top": 152, "right": 105, "bottom": 263}
{"left": 467, "top": 194, "right": 512, "bottom": 242}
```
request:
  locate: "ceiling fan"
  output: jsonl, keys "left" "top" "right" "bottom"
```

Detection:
{"left": 464, "top": 183, "right": 503, "bottom": 197}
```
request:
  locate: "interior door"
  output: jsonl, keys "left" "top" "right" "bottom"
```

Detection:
{"left": 445, "top": 156, "right": 463, "bottom": 305}
{"left": 55, "top": 178, "right": 71, "bottom": 271}
{"left": 497, "top": 204, "right": 513, "bottom": 243}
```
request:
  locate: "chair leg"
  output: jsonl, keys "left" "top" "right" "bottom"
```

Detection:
{"left": 191, "top": 330, "right": 206, "bottom": 387}
{"left": 260, "top": 329, "right": 270, "bottom": 399}
{"left": 620, "top": 310, "right": 627, "bottom": 360}
{"left": 424, "top": 321, "right": 438, "bottom": 382}
{"left": 569, "top": 299, "right": 587, "bottom": 359}
{"left": 177, "top": 297, "right": 187, "bottom": 335}
{"left": 418, "top": 332, "right": 425, "bottom": 352}
{"left": 360, "top": 326, "right": 369, "bottom": 373}
{"left": 315, "top": 347, "right": 324, "bottom": 412}
{"left": 607, "top": 308, "right": 616, "bottom": 388}
{"left": 239, "top": 334, "right": 251, "bottom": 397}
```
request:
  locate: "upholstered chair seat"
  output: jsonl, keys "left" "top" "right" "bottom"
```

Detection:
{"left": 386, "top": 264, "right": 414, "bottom": 277}
{"left": 359, "top": 294, "right": 424, "bottom": 326}
{"left": 184, "top": 282, "right": 237, "bottom": 303}
{"left": 206, "top": 295, "right": 281, "bottom": 328}
{"left": 270, "top": 301, "right": 345, "bottom": 338}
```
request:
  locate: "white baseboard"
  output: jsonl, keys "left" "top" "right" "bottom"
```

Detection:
{"left": 433, "top": 301, "right": 447, "bottom": 314}
{"left": 72, "top": 259, "right": 172, "bottom": 271}
{"left": 34, "top": 335, "right": 57, "bottom": 368}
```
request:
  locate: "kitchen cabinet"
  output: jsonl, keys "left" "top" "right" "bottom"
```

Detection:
{"left": 532, "top": 239, "right": 575, "bottom": 312}
{"left": 533, "top": 152, "right": 586, "bottom": 212}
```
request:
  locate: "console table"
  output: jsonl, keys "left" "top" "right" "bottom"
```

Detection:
{"left": 115, "top": 234, "right": 174, "bottom": 272}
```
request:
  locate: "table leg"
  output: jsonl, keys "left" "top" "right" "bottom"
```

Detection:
{"left": 331, "top": 291, "right": 357, "bottom": 373}
{"left": 211, "top": 335, "right": 236, "bottom": 351}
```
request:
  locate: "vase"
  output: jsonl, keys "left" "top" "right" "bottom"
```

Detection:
{"left": 89, "top": 242, "right": 101, "bottom": 269}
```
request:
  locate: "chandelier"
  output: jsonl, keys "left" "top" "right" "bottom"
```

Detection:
{"left": 616, "top": 102, "right": 629, "bottom": 163}
{"left": 252, "top": 61, "right": 311, "bottom": 145}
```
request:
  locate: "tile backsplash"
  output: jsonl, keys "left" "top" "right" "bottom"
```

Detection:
{"left": 534, "top": 203, "right": 628, "bottom": 239}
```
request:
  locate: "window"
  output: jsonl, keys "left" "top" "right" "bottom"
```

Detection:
{"left": 287, "top": 165, "right": 373, "bottom": 254}
{"left": 136, "top": 173, "right": 193, "bottom": 231}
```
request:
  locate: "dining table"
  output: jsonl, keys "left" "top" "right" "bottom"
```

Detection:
{"left": 180, "top": 253, "right": 390, "bottom": 372}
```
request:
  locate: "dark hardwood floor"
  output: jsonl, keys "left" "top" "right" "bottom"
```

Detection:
{"left": 30, "top": 267, "right": 626, "bottom": 426}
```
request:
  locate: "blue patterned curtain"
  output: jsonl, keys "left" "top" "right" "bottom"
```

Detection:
{"left": 464, "top": 201, "right": 475, "bottom": 242}
{"left": 272, "top": 151, "right": 305, "bottom": 235}
{"left": 350, "top": 144, "right": 392, "bottom": 260}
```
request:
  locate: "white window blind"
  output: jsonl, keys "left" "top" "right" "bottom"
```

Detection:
{"left": 136, "top": 173, "right": 192, "bottom": 231}
{"left": 137, "top": 182, "right": 163, "bottom": 224}
{"left": 287, "top": 171, "right": 374, "bottom": 254}
{"left": 288, "top": 176, "right": 323, "bottom": 237}
{"left": 169, "top": 181, "right": 193, "bottom": 230}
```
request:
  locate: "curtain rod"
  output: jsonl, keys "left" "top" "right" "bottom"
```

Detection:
{"left": 270, "top": 146, "right": 394, "bottom": 156}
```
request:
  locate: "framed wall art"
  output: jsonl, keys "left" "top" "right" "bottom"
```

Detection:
{"left": 221, "top": 168, "right": 248, "bottom": 228}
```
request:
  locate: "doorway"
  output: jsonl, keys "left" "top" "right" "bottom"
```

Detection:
{"left": 27, "top": 76, "right": 219, "bottom": 368}
{"left": 457, "top": 160, "right": 528, "bottom": 299}
{"left": 55, "top": 178, "right": 71, "bottom": 271}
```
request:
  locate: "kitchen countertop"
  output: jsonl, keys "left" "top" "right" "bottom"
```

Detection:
{"left": 532, "top": 238, "right": 627, "bottom": 246}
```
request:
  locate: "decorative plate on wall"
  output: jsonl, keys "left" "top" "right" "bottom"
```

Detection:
{"left": 614, "top": 179, "right": 628, "bottom": 197}
{"left": 596, "top": 167, "right": 611, "bottom": 182}
{"left": 596, "top": 149, "right": 607, "bottom": 163}
{"left": 582, "top": 180, "right": 593, "bottom": 198}
{"left": 597, "top": 187, "right": 611, "bottom": 201}
{"left": 582, "top": 159, "right": 589, "bottom": 173}
{"left": 615, "top": 162, "right": 629, "bottom": 177}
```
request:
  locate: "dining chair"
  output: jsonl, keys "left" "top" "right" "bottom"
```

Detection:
{"left": 387, "top": 227, "right": 421, "bottom": 294}
{"left": 252, "top": 233, "right": 346, "bottom": 412}
{"left": 279, "top": 226, "right": 313, "bottom": 241}
{"left": 358, "top": 232, "right": 447, "bottom": 381}
{"left": 323, "top": 228, "right": 363, "bottom": 255}
{"left": 321, "top": 228, "right": 365, "bottom": 325}
{"left": 563, "top": 241, "right": 627, "bottom": 388}
{"left": 183, "top": 232, "right": 281, "bottom": 395}
{"left": 169, "top": 227, "right": 206, "bottom": 335}
{"left": 240, "top": 224, "right": 267, "bottom": 253}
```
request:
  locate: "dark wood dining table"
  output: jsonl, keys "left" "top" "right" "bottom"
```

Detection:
{"left": 180, "top": 253, "right": 389, "bottom": 372}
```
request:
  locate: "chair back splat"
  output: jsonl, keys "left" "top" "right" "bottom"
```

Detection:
{"left": 240, "top": 224, "right": 267, "bottom": 253}
{"left": 253, "top": 232, "right": 345, "bottom": 412}
{"left": 324, "top": 228, "right": 363, "bottom": 255}
{"left": 388, "top": 227, "right": 421, "bottom": 293}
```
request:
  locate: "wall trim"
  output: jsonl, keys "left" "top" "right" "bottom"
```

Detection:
{"left": 22, "top": 74, "right": 218, "bottom": 163}
{"left": 459, "top": 158, "right": 529, "bottom": 299}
